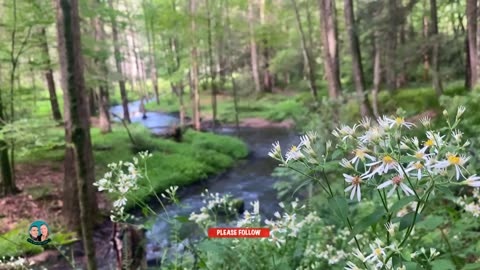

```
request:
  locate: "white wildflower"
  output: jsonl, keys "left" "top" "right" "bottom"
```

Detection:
{"left": 377, "top": 174, "right": 415, "bottom": 197}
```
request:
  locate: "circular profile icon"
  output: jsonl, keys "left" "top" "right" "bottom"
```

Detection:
{"left": 27, "top": 220, "right": 51, "bottom": 245}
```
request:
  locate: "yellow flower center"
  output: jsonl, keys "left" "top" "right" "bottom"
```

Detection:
{"left": 290, "top": 146, "right": 297, "bottom": 152}
{"left": 375, "top": 248, "right": 382, "bottom": 256}
{"left": 352, "top": 176, "right": 362, "bottom": 185}
{"left": 447, "top": 155, "right": 461, "bottom": 165}
{"left": 395, "top": 117, "right": 404, "bottom": 125}
{"left": 414, "top": 162, "right": 423, "bottom": 169}
{"left": 355, "top": 149, "right": 366, "bottom": 158}
{"left": 425, "top": 139, "right": 434, "bottom": 147}
{"left": 383, "top": 155, "right": 394, "bottom": 164}
{"left": 415, "top": 152, "right": 424, "bottom": 159}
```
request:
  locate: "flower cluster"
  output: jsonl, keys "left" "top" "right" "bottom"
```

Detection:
{"left": 0, "top": 256, "right": 32, "bottom": 270}
{"left": 455, "top": 188, "right": 480, "bottom": 218}
{"left": 93, "top": 151, "right": 152, "bottom": 222}
{"left": 189, "top": 189, "right": 242, "bottom": 228}
{"left": 271, "top": 108, "right": 476, "bottom": 203}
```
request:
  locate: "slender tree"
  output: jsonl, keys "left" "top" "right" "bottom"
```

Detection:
{"left": 344, "top": 0, "right": 372, "bottom": 117}
{"left": 248, "top": 0, "right": 261, "bottom": 93}
{"left": 108, "top": 0, "right": 131, "bottom": 123}
{"left": 429, "top": 0, "right": 443, "bottom": 96}
{"left": 41, "top": 28, "right": 62, "bottom": 121}
{"left": 318, "top": 0, "right": 341, "bottom": 100}
{"left": 190, "top": 0, "right": 201, "bottom": 130}
{"left": 206, "top": 0, "right": 218, "bottom": 129}
{"left": 291, "top": 0, "right": 317, "bottom": 99}
{"left": 466, "top": 0, "right": 478, "bottom": 90}
{"left": 93, "top": 1, "right": 111, "bottom": 133}
{"left": 55, "top": 0, "right": 98, "bottom": 269}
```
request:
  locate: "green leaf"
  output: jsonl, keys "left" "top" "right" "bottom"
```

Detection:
{"left": 400, "top": 250, "right": 412, "bottom": 261}
{"left": 328, "top": 196, "right": 349, "bottom": 226}
{"left": 430, "top": 259, "right": 456, "bottom": 270}
{"left": 399, "top": 212, "right": 423, "bottom": 231}
{"left": 175, "top": 215, "right": 190, "bottom": 223}
{"left": 403, "top": 261, "right": 421, "bottom": 270}
{"left": 390, "top": 196, "right": 417, "bottom": 215}
{"left": 416, "top": 215, "right": 445, "bottom": 230}
{"left": 462, "top": 263, "right": 480, "bottom": 270}
{"left": 399, "top": 156, "right": 419, "bottom": 163}
{"left": 352, "top": 208, "right": 385, "bottom": 235}
{"left": 331, "top": 149, "right": 343, "bottom": 160}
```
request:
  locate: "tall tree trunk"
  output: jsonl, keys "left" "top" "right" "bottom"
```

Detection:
{"left": 466, "top": 0, "right": 478, "bottom": 90}
{"left": 93, "top": 3, "right": 111, "bottom": 133}
{"left": 429, "top": 0, "right": 443, "bottom": 96}
{"left": 248, "top": 0, "right": 261, "bottom": 93}
{"left": 372, "top": 30, "right": 382, "bottom": 118}
{"left": 224, "top": 0, "right": 239, "bottom": 130}
{"left": 0, "top": 92, "right": 13, "bottom": 195}
{"left": 291, "top": 0, "right": 318, "bottom": 99}
{"left": 55, "top": 0, "right": 97, "bottom": 269}
{"left": 318, "top": 0, "right": 341, "bottom": 100}
{"left": 190, "top": 0, "right": 201, "bottom": 130}
{"left": 142, "top": 0, "right": 160, "bottom": 104}
{"left": 422, "top": 0, "right": 430, "bottom": 81}
{"left": 344, "top": 0, "right": 372, "bottom": 117}
{"left": 385, "top": 0, "right": 398, "bottom": 92}
{"left": 206, "top": 0, "right": 218, "bottom": 129}
{"left": 259, "top": 0, "right": 273, "bottom": 93}
{"left": 108, "top": 0, "right": 131, "bottom": 123}
{"left": 41, "top": 28, "right": 63, "bottom": 121}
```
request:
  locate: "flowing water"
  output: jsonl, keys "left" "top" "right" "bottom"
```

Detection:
{"left": 34, "top": 101, "right": 298, "bottom": 269}
{"left": 111, "top": 101, "right": 299, "bottom": 265}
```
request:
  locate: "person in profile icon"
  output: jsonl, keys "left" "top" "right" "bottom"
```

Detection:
{"left": 40, "top": 224, "right": 49, "bottom": 241}
{"left": 29, "top": 225, "right": 41, "bottom": 241}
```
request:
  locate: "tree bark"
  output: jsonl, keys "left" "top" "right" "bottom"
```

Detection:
{"left": 385, "top": 0, "right": 398, "bottom": 92}
{"left": 55, "top": 0, "right": 98, "bottom": 269}
{"left": 108, "top": 0, "right": 131, "bottom": 123}
{"left": 248, "top": 0, "right": 261, "bottom": 93}
{"left": 429, "top": 0, "right": 443, "bottom": 96}
{"left": 190, "top": 0, "right": 201, "bottom": 130}
{"left": 206, "top": 0, "right": 218, "bottom": 129}
{"left": 93, "top": 3, "right": 111, "bottom": 133}
{"left": 422, "top": 0, "right": 430, "bottom": 81}
{"left": 466, "top": 0, "right": 478, "bottom": 90}
{"left": 318, "top": 0, "right": 341, "bottom": 100}
{"left": 344, "top": 0, "right": 372, "bottom": 117}
{"left": 142, "top": 0, "right": 160, "bottom": 104}
{"left": 291, "top": 0, "right": 317, "bottom": 99}
{"left": 372, "top": 30, "right": 382, "bottom": 118}
{"left": 259, "top": 0, "right": 273, "bottom": 93}
{"left": 41, "top": 28, "right": 63, "bottom": 122}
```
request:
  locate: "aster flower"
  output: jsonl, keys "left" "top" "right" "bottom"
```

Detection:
{"left": 463, "top": 175, "right": 480, "bottom": 187}
{"left": 343, "top": 174, "right": 363, "bottom": 201}
{"left": 456, "top": 106, "right": 466, "bottom": 119}
{"left": 359, "top": 126, "right": 384, "bottom": 144}
{"left": 349, "top": 147, "right": 376, "bottom": 169}
{"left": 425, "top": 131, "right": 445, "bottom": 149}
{"left": 385, "top": 116, "right": 415, "bottom": 129}
{"left": 433, "top": 153, "right": 470, "bottom": 180}
{"left": 345, "top": 261, "right": 361, "bottom": 270}
{"left": 285, "top": 145, "right": 304, "bottom": 162}
{"left": 364, "top": 239, "right": 387, "bottom": 264}
{"left": 377, "top": 174, "right": 415, "bottom": 197}
{"left": 405, "top": 161, "right": 426, "bottom": 180}
{"left": 420, "top": 116, "right": 431, "bottom": 127}
{"left": 268, "top": 141, "right": 282, "bottom": 160}
{"left": 451, "top": 129, "right": 463, "bottom": 143}
{"left": 333, "top": 124, "right": 358, "bottom": 141}
{"left": 340, "top": 158, "right": 355, "bottom": 170}
{"left": 363, "top": 155, "right": 399, "bottom": 179}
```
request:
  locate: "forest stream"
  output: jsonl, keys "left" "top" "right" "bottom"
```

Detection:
{"left": 111, "top": 101, "right": 297, "bottom": 266}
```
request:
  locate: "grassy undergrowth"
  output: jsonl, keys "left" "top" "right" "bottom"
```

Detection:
{"left": 145, "top": 92, "right": 307, "bottom": 123}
